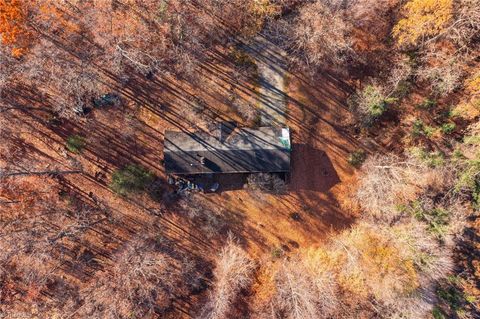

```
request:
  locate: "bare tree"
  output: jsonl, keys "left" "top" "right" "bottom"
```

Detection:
{"left": 291, "top": 1, "right": 352, "bottom": 69}
{"left": 0, "top": 178, "right": 110, "bottom": 317}
{"left": 445, "top": 0, "right": 480, "bottom": 47}
{"left": 355, "top": 154, "right": 455, "bottom": 221}
{"left": 200, "top": 236, "right": 256, "bottom": 319}
{"left": 265, "top": 0, "right": 352, "bottom": 72}
{"left": 416, "top": 49, "right": 464, "bottom": 97}
{"left": 272, "top": 253, "right": 339, "bottom": 319}
{"left": 77, "top": 236, "right": 176, "bottom": 319}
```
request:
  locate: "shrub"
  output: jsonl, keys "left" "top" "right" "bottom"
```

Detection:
{"left": 388, "top": 56, "right": 415, "bottom": 97}
{"left": 92, "top": 93, "right": 122, "bottom": 108}
{"left": 411, "top": 119, "right": 425, "bottom": 137}
{"left": 229, "top": 48, "right": 257, "bottom": 70}
{"left": 350, "top": 85, "right": 397, "bottom": 126}
{"left": 362, "top": 86, "right": 389, "bottom": 117}
{"left": 450, "top": 101, "right": 480, "bottom": 120}
{"left": 271, "top": 246, "right": 284, "bottom": 259}
{"left": 393, "top": 79, "right": 412, "bottom": 98}
{"left": 456, "top": 161, "right": 480, "bottom": 207}
{"left": 411, "top": 120, "right": 438, "bottom": 138}
{"left": 466, "top": 72, "right": 480, "bottom": 97}
{"left": 66, "top": 135, "right": 86, "bottom": 153}
{"left": 432, "top": 306, "right": 446, "bottom": 319}
{"left": 246, "top": 173, "right": 287, "bottom": 194}
{"left": 402, "top": 200, "right": 450, "bottom": 240}
{"left": 452, "top": 149, "right": 465, "bottom": 160}
{"left": 110, "top": 164, "right": 154, "bottom": 195}
{"left": 436, "top": 284, "right": 470, "bottom": 316}
{"left": 452, "top": 72, "right": 480, "bottom": 120}
{"left": 423, "top": 125, "right": 437, "bottom": 137}
{"left": 347, "top": 150, "right": 367, "bottom": 168}
{"left": 410, "top": 147, "right": 445, "bottom": 168}
{"left": 416, "top": 98, "right": 437, "bottom": 110}
{"left": 453, "top": 124, "right": 480, "bottom": 205}
{"left": 441, "top": 123, "right": 456, "bottom": 134}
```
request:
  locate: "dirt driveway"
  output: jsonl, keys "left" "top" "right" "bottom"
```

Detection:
{"left": 243, "top": 34, "right": 288, "bottom": 126}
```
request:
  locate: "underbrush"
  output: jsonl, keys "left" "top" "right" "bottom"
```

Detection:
{"left": 245, "top": 173, "right": 287, "bottom": 194}
{"left": 250, "top": 149, "right": 474, "bottom": 318}
{"left": 179, "top": 197, "right": 228, "bottom": 239}
{"left": 399, "top": 201, "right": 451, "bottom": 240}
{"left": 347, "top": 149, "right": 367, "bottom": 168}
{"left": 110, "top": 164, "right": 154, "bottom": 195}
{"left": 65, "top": 135, "right": 86, "bottom": 153}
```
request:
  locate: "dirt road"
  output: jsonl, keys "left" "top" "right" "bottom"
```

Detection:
{"left": 243, "top": 34, "right": 288, "bottom": 126}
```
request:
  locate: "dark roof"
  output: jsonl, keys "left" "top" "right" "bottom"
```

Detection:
{"left": 164, "top": 127, "right": 291, "bottom": 174}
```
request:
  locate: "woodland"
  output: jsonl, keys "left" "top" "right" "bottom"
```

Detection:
{"left": 0, "top": 0, "right": 480, "bottom": 318}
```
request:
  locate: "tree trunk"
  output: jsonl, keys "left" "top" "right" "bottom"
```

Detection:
{"left": 0, "top": 170, "right": 82, "bottom": 178}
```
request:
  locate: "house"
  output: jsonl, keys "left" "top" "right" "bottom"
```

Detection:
{"left": 164, "top": 125, "right": 291, "bottom": 175}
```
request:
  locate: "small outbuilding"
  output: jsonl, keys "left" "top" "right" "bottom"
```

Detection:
{"left": 164, "top": 125, "right": 291, "bottom": 175}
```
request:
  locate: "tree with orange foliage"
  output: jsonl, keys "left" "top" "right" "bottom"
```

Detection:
{"left": 466, "top": 72, "right": 480, "bottom": 97}
{"left": 0, "top": 0, "right": 31, "bottom": 57}
{"left": 393, "top": 0, "right": 454, "bottom": 47}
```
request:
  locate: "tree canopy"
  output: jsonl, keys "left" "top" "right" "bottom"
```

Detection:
{"left": 393, "top": 0, "right": 454, "bottom": 47}
{"left": 0, "top": 0, "right": 31, "bottom": 57}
